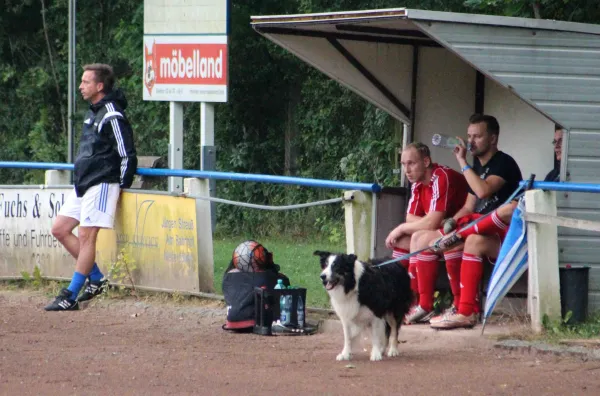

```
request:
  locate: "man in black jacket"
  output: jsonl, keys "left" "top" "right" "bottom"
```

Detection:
{"left": 45, "top": 64, "right": 137, "bottom": 311}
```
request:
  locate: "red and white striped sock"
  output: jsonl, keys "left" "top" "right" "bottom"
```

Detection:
{"left": 416, "top": 252, "right": 439, "bottom": 312}
{"left": 458, "top": 253, "right": 484, "bottom": 316}
{"left": 459, "top": 210, "right": 508, "bottom": 238}
{"left": 444, "top": 251, "right": 463, "bottom": 308}
{"left": 408, "top": 256, "right": 419, "bottom": 305}
{"left": 392, "top": 248, "right": 409, "bottom": 269}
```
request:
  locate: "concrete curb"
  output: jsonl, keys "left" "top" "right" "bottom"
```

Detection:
{"left": 495, "top": 339, "right": 600, "bottom": 361}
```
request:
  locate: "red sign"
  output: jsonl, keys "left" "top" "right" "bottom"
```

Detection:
{"left": 144, "top": 40, "right": 228, "bottom": 98}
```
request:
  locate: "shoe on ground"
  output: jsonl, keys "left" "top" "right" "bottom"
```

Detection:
{"left": 77, "top": 279, "right": 109, "bottom": 302}
{"left": 429, "top": 305, "right": 457, "bottom": 324}
{"left": 44, "top": 288, "right": 79, "bottom": 311}
{"left": 404, "top": 305, "right": 435, "bottom": 324}
{"left": 430, "top": 311, "right": 477, "bottom": 329}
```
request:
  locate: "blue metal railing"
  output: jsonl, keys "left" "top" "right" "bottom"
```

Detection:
{"left": 6, "top": 161, "right": 600, "bottom": 194}
{"left": 0, "top": 161, "right": 382, "bottom": 193}
{"left": 519, "top": 180, "right": 600, "bottom": 193}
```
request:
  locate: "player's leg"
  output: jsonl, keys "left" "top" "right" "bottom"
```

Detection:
{"left": 430, "top": 234, "right": 501, "bottom": 329}
{"left": 45, "top": 183, "right": 120, "bottom": 310}
{"left": 391, "top": 234, "right": 411, "bottom": 269}
{"left": 436, "top": 204, "right": 516, "bottom": 251}
{"left": 51, "top": 189, "right": 81, "bottom": 259}
{"left": 404, "top": 229, "right": 442, "bottom": 323}
{"left": 76, "top": 183, "right": 121, "bottom": 302}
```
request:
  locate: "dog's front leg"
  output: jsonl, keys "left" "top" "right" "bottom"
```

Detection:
{"left": 370, "top": 319, "right": 386, "bottom": 361}
{"left": 336, "top": 320, "right": 353, "bottom": 361}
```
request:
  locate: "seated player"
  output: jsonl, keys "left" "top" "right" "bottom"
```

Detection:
{"left": 384, "top": 142, "right": 468, "bottom": 323}
{"left": 409, "top": 114, "right": 523, "bottom": 328}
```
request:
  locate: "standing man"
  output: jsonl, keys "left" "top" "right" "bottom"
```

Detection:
{"left": 385, "top": 142, "right": 468, "bottom": 320}
{"left": 45, "top": 64, "right": 137, "bottom": 311}
{"left": 409, "top": 114, "right": 522, "bottom": 327}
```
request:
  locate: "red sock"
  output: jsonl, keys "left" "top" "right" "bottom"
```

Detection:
{"left": 458, "top": 253, "right": 484, "bottom": 316}
{"left": 459, "top": 210, "right": 508, "bottom": 238}
{"left": 408, "top": 256, "right": 419, "bottom": 305}
{"left": 392, "top": 248, "right": 409, "bottom": 269}
{"left": 416, "top": 252, "right": 439, "bottom": 312}
{"left": 444, "top": 251, "right": 463, "bottom": 308}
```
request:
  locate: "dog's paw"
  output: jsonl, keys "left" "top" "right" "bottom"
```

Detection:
{"left": 336, "top": 352, "right": 352, "bottom": 361}
{"left": 370, "top": 350, "right": 383, "bottom": 361}
{"left": 387, "top": 347, "right": 400, "bottom": 357}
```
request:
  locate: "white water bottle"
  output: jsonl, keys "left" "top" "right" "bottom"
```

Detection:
{"left": 297, "top": 296, "right": 305, "bottom": 328}
{"left": 432, "top": 134, "right": 461, "bottom": 150}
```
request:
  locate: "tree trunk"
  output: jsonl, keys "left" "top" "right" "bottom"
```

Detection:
{"left": 532, "top": 1, "right": 542, "bottom": 19}
{"left": 284, "top": 85, "right": 301, "bottom": 176}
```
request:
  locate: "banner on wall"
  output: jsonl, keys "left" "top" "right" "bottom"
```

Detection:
{"left": 0, "top": 189, "right": 200, "bottom": 293}
{"left": 96, "top": 192, "right": 200, "bottom": 292}
{"left": 0, "top": 189, "right": 74, "bottom": 278}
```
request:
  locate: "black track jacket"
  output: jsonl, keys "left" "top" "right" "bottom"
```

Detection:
{"left": 73, "top": 89, "right": 137, "bottom": 197}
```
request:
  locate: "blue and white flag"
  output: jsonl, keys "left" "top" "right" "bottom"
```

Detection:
{"left": 483, "top": 197, "right": 528, "bottom": 327}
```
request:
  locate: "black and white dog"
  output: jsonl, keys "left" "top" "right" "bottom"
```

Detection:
{"left": 314, "top": 251, "right": 411, "bottom": 361}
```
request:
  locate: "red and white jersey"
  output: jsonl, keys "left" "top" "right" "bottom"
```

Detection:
{"left": 406, "top": 164, "right": 468, "bottom": 217}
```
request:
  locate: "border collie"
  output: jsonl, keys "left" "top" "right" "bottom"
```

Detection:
{"left": 314, "top": 251, "right": 411, "bottom": 361}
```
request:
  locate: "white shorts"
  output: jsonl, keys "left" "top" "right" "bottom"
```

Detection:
{"left": 59, "top": 183, "right": 121, "bottom": 228}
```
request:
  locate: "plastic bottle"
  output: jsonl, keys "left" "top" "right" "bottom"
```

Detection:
{"left": 297, "top": 295, "right": 305, "bottom": 328}
{"left": 431, "top": 134, "right": 461, "bottom": 150}
{"left": 274, "top": 279, "right": 284, "bottom": 289}
{"left": 280, "top": 293, "right": 291, "bottom": 325}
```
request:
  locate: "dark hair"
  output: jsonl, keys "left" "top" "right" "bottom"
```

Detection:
{"left": 555, "top": 123, "right": 563, "bottom": 131}
{"left": 83, "top": 63, "right": 115, "bottom": 93}
{"left": 403, "top": 142, "right": 432, "bottom": 166}
{"left": 469, "top": 113, "right": 500, "bottom": 136}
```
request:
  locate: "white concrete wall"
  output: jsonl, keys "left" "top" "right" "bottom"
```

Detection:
{"left": 412, "top": 50, "right": 555, "bottom": 179}
{"left": 485, "top": 78, "right": 555, "bottom": 180}
{"left": 413, "top": 47, "right": 475, "bottom": 171}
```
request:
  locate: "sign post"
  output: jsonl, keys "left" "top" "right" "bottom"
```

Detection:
{"left": 143, "top": 0, "right": 229, "bottom": 197}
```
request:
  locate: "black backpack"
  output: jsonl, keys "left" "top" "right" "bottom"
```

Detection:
{"left": 222, "top": 245, "right": 290, "bottom": 332}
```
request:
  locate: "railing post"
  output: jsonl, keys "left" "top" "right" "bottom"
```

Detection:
{"left": 525, "top": 189, "right": 561, "bottom": 332}
{"left": 45, "top": 170, "right": 71, "bottom": 185}
{"left": 344, "top": 190, "right": 372, "bottom": 261}
{"left": 184, "top": 177, "right": 214, "bottom": 292}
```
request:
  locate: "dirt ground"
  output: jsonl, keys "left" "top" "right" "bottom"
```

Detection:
{"left": 1, "top": 289, "right": 599, "bottom": 396}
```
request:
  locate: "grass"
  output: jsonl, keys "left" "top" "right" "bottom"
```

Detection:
{"left": 212, "top": 236, "right": 345, "bottom": 309}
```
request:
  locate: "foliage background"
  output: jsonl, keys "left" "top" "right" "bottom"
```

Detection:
{"left": 1, "top": 0, "right": 599, "bottom": 237}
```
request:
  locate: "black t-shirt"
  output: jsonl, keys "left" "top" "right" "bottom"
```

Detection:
{"left": 468, "top": 151, "right": 523, "bottom": 214}
{"left": 544, "top": 160, "right": 561, "bottom": 182}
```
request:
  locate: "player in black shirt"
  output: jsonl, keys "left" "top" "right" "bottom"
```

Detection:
{"left": 420, "top": 114, "right": 523, "bottom": 329}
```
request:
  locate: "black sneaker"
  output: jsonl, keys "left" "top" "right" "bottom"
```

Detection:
{"left": 44, "top": 288, "right": 79, "bottom": 311}
{"left": 77, "top": 279, "right": 109, "bottom": 302}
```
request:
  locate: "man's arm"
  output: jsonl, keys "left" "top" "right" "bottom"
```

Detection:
{"left": 104, "top": 116, "right": 138, "bottom": 188}
{"left": 405, "top": 214, "right": 421, "bottom": 223}
{"left": 397, "top": 210, "right": 446, "bottom": 235}
{"left": 454, "top": 138, "right": 506, "bottom": 199}
{"left": 452, "top": 193, "right": 477, "bottom": 220}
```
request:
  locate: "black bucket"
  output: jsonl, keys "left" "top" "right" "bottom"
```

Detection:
{"left": 253, "top": 287, "right": 274, "bottom": 336}
{"left": 559, "top": 266, "right": 590, "bottom": 325}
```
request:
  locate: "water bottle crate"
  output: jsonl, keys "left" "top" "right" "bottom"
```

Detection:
{"left": 272, "top": 288, "right": 307, "bottom": 328}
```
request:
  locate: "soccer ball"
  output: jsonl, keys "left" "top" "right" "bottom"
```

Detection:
{"left": 232, "top": 240, "right": 269, "bottom": 272}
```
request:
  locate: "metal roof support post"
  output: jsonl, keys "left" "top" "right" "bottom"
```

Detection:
{"left": 409, "top": 45, "right": 418, "bottom": 140}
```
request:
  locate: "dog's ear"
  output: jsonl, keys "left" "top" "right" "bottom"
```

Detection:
{"left": 313, "top": 250, "right": 330, "bottom": 258}
{"left": 347, "top": 254, "right": 357, "bottom": 263}
{"left": 314, "top": 250, "right": 330, "bottom": 269}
